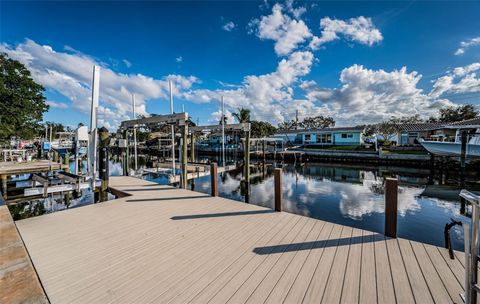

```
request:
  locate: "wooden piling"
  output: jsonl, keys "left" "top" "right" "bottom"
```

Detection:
{"left": 1, "top": 175, "right": 7, "bottom": 200}
{"left": 210, "top": 163, "right": 218, "bottom": 197}
{"left": 385, "top": 177, "right": 398, "bottom": 238}
{"left": 274, "top": 168, "right": 282, "bottom": 212}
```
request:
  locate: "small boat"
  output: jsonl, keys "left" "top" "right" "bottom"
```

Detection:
{"left": 419, "top": 129, "right": 480, "bottom": 157}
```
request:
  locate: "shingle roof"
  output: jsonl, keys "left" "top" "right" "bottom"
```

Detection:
{"left": 394, "top": 122, "right": 444, "bottom": 132}
{"left": 444, "top": 117, "right": 480, "bottom": 127}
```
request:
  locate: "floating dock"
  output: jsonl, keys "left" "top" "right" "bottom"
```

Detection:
{"left": 3, "top": 176, "right": 468, "bottom": 303}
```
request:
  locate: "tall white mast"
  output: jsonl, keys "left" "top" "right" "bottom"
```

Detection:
{"left": 132, "top": 94, "right": 138, "bottom": 172}
{"left": 169, "top": 80, "right": 175, "bottom": 176}
{"left": 221, "top": 96, "right": 225, "bottom": 167}
{"left": 88, "top": 65, "right": 100, "bottom": 181}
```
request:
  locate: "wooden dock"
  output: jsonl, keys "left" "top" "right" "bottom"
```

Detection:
{"left": 10, "top": 176, "right": 467, "bottom": 303}
{"left": 0, "top": 160, "right": 66, "bottom": 176}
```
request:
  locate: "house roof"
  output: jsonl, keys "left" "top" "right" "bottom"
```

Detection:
{"left": 275, "top": 126, "right": 365, "bottom": 135}
{"left": 443, "top": 117, "right": 480, "bottom": 128}
{"left": 297, "top": 126, "right": 365, "bottom": 134}
{"left": 394, "top": 122, "right": 444, "bottom": 132}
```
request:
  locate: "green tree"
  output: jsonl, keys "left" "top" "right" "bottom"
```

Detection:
{"left": 428, "top": 104, "right": 478, "bottom": 123}
{"left": 0, "top": 53, "right": 49, "bottom": 141}
{"left": 232, "top": 108, "right": 251, "bottom": 123}
{"left": 278, "top": 119, "right": 298, "bottom": 130}
{"left": 250, "top": 121, "right": 277, "bottom": 138}
{"left": 299, "top": 115, "right": 335, "bottom": 129}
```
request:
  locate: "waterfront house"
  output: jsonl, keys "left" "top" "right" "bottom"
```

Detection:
{"left": 395, "top": 118, "right": 480, "bottom": 145}
{"left": 297, "top": 126, "right": 365, "bottom": 146}
{"left": 394, "top": 122, "right": 444, "bottom": 145}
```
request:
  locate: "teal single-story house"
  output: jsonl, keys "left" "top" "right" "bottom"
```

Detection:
{"left": 297, "top": 126, "right": 365, "bottom": 146}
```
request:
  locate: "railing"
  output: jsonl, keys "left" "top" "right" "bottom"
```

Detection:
{"left": 461, "top": 189, "right": 480, "bottom": 304}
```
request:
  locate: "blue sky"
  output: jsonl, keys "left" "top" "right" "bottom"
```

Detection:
{"left": 1, "top": 1, "right": 480, "bottom": 129}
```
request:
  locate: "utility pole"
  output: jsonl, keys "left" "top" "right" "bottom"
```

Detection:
{"left": 132, "top": 94, "right": 138, "bottom": 172}
{"left": 295, "top": 109, "right": 299, "bottom": 130}
{"left": 169, "top": 80, "right": 176, "bottom": 178}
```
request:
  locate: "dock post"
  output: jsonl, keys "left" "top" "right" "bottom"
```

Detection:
{"left": 1, "top": 175, "right": 7, "bottom": 200}
{"left": 181, "top": 125, "right": 188, "bottom": 189}
{"left": 274, "top": 168, "right": 282, "bottom": 212}
{"left": 98, "top": 127, "right": 110, "bottom": 202}
{"left": 190, "top": 133, "right": 196, "bottom": 162}
{"left": 244, "top": 130, "right": 251, "bottom": 203}
{"left": 210, "top": 163, "right": 218, "bottom": 197}
{"left": 64, "top": 153, "right": 70, "bottom": 173}
{"left": 385, "top": 177, "right": 398, "bottom": 238}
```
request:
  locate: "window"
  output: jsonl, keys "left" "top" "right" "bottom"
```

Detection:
{"left": 304, "top": 134, "right": 311, "bottom": 141}
{"left": 341, "top": 133, "right": 353, "bottom": 139}
{"left": 317, "top": 133, "right": 332, "bottom": 143}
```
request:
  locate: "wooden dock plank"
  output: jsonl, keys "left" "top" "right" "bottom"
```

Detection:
{"left": 359, "top": 230, "right": 377, "bottom": 304}
{"left": 410, "top": 241, "right": 454, "bottom": 304}
{"left": 189, "top": 215, "right": 300, "bottom": 303}
{"left": 281, "top": 222, "right": 335, "bottom": 304}
{"left": 385, "top": 237, "right": 415, "bottom": 304}
{"left": 397, "top": 238, "right": 435, "bottom": 304}
{"left": 424, "top": 243, "right": 464, "bottom": 303}
{"left": 302, "top": 224, "right": 343, "bottom": 303}
{"left": 241, "top": 219, "right": 318, "bottom": 304}
{"left": 262, "top": 221, "right": 326, "bottom": 304}
{"left": 373, "top": 233, "right": 396, "bottom": 303}
{"left": 208, "top": 217, "right": 309, "bottom": 304}
{"left": 340, "top": 228, "right": 363, "bottom": 304}
{"left": 7, "top": 176, "right": 465, "bottom": 304}
{"left": 321, "top": 226, "right": 353, "bottom": 303}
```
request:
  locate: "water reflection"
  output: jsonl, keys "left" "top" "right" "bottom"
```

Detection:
{"left": 182, "top": 162, "right": 474, "bottom": 251}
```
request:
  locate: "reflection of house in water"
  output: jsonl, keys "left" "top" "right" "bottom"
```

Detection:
{"left": 300, "top": 164, "right": 364, "bottom": 184}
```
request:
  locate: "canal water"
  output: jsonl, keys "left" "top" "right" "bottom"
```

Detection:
{"left": 8, "top": 156, "right": 478, "bottom": 251}
{"left": 144, "top": 162, "right": 476, "bottom": 251}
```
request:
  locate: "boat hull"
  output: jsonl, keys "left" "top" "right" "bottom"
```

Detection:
{"left": 420, "top": 140, "right": 480, "bottom": 157}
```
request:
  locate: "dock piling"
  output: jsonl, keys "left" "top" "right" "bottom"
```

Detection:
{"left": 210, "top": 163, "right": 218, "bottom": 197}
{"left": 274, "top": 168, "right": 283, "bottom": 212}
{"left": 385, "top": 177, "right": 398, "bottom": 238}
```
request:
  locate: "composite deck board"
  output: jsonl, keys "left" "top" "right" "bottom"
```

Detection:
{"left": 384, "top": 238, "right": 415, "bottom": 304}
{"left": 10, "top": 176, "right": 466, "bottom": 304}
{"left": 374, "top": 233, "right": 396, "bottom": 303}
{"left": 339, "top": 228, "right": 363, "bottom": 304}
{"left": 262, "top": 221, "right": 326, "bottom": 304}
{"left": 360, "top": 230, "right": 377, "bottom": 304}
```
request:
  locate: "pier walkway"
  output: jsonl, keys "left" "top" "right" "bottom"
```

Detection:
{"left": 13, "top": 176, "right": 466, "bottom": 303}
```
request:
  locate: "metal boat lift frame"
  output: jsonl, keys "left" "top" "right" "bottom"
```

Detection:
{"left": 120, "top": 112, "right": 190, "bottom": 188}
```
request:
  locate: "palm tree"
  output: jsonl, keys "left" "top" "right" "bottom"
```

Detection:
{"left": 232, "top": 108, "right": 251, "bottom": 123}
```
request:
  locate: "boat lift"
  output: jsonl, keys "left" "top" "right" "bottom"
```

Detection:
{"left": 120, "top": 112, "right": 190, "bottom": 188}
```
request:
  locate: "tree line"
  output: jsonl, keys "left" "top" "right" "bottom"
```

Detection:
{"left": 1, "top": 53, "right": 478, "bottom": 143}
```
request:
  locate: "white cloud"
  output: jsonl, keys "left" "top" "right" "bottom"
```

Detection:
{"left": 430, "top": 62, "right": 480, "bottom": 98}
{"left": 0, "top": 39, "right": 199, "bottom": 128}
{"left": 222, "top": 21, "right": 236, "bottom": 32}
{"left": 46, "top": 100, "right": 69, "bottom": 109}
{"left": 455, "top": 37, "right": 480, "bottom": 55}
{"left": 285, "top": 0, "right": 306, "bottom": 19}
{"left": 122, "top": 59, "right": 132, "bottom": 68}
{"left": 210, "top": 109, "right": 235, "bottom": 124}
{"left": 184, "top": 51, "right": 314, "bottom": 123}
{"left": 310, "top": 16, "right": 383, "bottom": 50}
{"left": 301, "top": 64, "right": 454, "bottom": 125}
{"left": 254, "top": 3, "right": 312, "bottom": 56}
{"left": 176, "top": 56, "right": 183, "bottom": 63}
